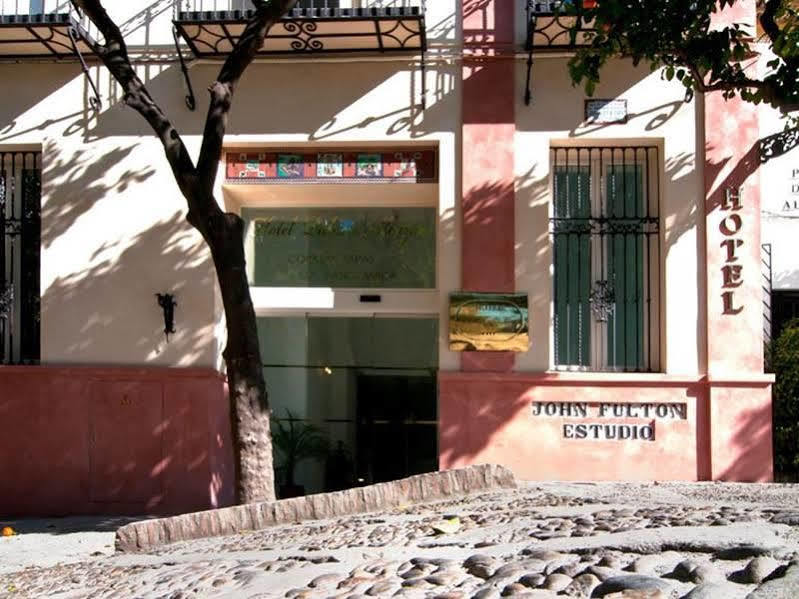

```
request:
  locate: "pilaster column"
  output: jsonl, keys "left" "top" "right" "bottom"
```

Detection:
{"left": 703, "top": 0, "right": 773, "bottom": 481}
{"left": 461, "top": 0, "right": 516, "bottom": 372}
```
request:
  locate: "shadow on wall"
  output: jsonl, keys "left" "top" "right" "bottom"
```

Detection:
{"left": 6, "top": 137, "right": 230, "bottom": 514}
{"left": 41, "top": 139, "right": 156, "bottom": 249}
{"left": 714, "top": 392, "right": 773, "bottom": 482}
{"left": 0, "top": 63, "right": 87, "bottom": 143}
{"left": 83, "top": 58, "right": 457, "bottom": 142}
{"left": 0, "top": 365, "right": 232, "bottom": 517}
{"left": 42, "top": 209, "right": 215, "bottom": 365}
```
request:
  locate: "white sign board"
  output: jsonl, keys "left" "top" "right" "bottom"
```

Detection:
{"left": 585, "top": 99, "right": 628, "bottom": 124}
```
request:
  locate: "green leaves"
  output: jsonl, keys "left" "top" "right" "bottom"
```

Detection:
{"left": 564, "top": 0, "right": 799, "bottom": 115}
{"left": 772, "top": 319, "right": 799, "bottom": 474}
{"left": 271, "top": 409, "right": 330, "bottom": 485}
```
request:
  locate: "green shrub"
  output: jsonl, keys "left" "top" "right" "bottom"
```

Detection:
{"left": 772, "top": 318, "right": 799, "bottom": 475}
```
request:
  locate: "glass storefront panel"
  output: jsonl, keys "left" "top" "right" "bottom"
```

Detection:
{"left": 244, "top": 207, "right": 436, "bottom": 288}
{"left": 260, "top": 316, "right": 438, "bottom": 497}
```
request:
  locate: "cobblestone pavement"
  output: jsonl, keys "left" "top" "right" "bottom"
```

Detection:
{"left": 4, "top": 481, "right": 799, "bottom": 598}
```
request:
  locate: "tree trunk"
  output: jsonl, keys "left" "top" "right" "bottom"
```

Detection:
{"left": 203, "top": 210, "right": 274, "bottom": 504}
{"left": 74, "top": 0, "right": 300, "bottom": 504}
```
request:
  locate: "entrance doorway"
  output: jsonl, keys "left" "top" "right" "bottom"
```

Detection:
{"left": 259, "top": 315, "right": 438, "bottom": 497}
{"left": 355, "top": 372, "right": 438, "bottom": 485}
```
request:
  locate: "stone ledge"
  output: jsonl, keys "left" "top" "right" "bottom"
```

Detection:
{"left": 115, "top": 464, "right": 516, "bottom": 552}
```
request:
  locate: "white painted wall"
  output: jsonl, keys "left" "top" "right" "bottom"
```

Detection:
{"left": 0, "top": 0, "right": 461, "bottom": 369}
{"left": 0, "top": 1, "right": 712, "bottom": 378}
{"left": 758, "top": 63, "right": 799, "bottom": 291}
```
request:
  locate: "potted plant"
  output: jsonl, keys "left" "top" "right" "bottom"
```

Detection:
{"left": 271, "top": 409, "right": 330, "bottom": 498}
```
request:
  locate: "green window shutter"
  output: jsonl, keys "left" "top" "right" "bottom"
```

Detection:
{"left": 605, "top": 164, "right": 644, "bottom": 370}
{"left": 553, "top": 166, "right": 591, "bottom": 367}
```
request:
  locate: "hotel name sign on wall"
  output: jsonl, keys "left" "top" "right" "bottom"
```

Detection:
{"left": 531, "top": 401, "right": 688, "bottom": 442}
{"left": 720, "top": 187, "right": 744, "bottom": 315}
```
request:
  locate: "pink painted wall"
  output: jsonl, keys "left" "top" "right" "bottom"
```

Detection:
{"left": 704, "top": 91, "right": 764, "bottom": 375}
{"left": 440, "top": 373, "right": 709, "bottom": 481}
{"left": 700, "top": 0, "right": 773, "bottom": 480}
{"left": 0, "top": 367, "right": 234, "bottom": 517}
{"left": 461, "top": 0, "right": 516, "bottom": 373}
{"left": 704, "top": 0, "right": 764, "bottom": 376}
{"left": 708, "top": 383, "right": 773, "bottom": 482}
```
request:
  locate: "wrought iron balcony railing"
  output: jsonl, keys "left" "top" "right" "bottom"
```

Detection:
{"left": 527, "top": 0, "right": 594, "bottom": 51}
{"left": 172, "top": 0, "right": 427, "bottom": 109}
{"left": 523, "top": 0, "right": 594, "bottom": 105}
{"left": 173, "top": 0, "right": 426, "bottom": 55}
{"left": 176, "top": 1, "right": 424, "bottom": 20}
{"left": 0, "top": 0, "right": 97, "bottom": 59}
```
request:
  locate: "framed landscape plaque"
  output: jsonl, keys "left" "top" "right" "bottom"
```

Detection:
{"left": 449, "top": 292, "right": 529, "bottom": 352}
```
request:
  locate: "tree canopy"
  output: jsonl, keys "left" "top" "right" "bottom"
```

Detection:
{"left": 566, "top": 0, "right": 799, "bottom": 113}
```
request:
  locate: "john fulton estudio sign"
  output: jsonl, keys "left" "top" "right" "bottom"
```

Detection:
{"left": 531, "top": 402, "right": 688, "bottom": 442}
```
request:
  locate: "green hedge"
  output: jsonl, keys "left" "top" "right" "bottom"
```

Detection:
{"left": 772, "top": 318, "right": 799, "bottom": 475}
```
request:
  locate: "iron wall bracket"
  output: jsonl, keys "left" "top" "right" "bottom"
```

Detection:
{"left": 525, "top": 2, "right": 536, "bottom": 105}
{"left": 173, "top": 26, "right": 197, "bottom": 111}
{"left": 68, "top": 26, "right": 101, "bottom": 112}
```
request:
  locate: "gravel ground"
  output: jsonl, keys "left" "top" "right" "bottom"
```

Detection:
{"left": 3, "top": 481, "right": 799, "bottom": 598}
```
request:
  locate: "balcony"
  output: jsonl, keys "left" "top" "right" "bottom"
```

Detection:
{"left": 526, "top": 0, "right": 594, "bottom": 51}
{"left": 0, "top": 0, "right": 96, "bottom": 59}
{"left": 173, "top": 1, "right": 426, "bottom": 58}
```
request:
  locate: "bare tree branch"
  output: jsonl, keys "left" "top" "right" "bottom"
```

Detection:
{"left": 196, "top": 0, "right": 298, "bottom": 193}
{"left": 72, "top": 0, "right": 199, "bottom": 202}
{"left": 73, "top": 0, "right": 297, "bottom": 234}
{"left": 761, "top": 0, "right": 783, "bottom": 46}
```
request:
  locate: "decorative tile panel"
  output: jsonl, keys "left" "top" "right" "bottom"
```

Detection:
{"left": 226, "top": 148, "right": 437, "bottom": 183}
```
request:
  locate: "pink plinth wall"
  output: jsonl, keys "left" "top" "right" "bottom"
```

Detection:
{"left": 439, "top": 373, "right": 773, "bottom": 482}
{"left": 461, "top": 0, "right": 516, "bottom": 375}
{"left": 0, "top": 366, "right": 235, "bottom": 517}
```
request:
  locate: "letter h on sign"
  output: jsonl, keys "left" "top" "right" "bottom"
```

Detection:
{"left": 720, "top": 187, "right": 744, "bottom": 316}
{"left": 723, "top": 187, "right": 742, "bottom": 211}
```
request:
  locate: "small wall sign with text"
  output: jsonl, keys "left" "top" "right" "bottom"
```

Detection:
{"left": 585, "top": 99, "right": 628, "bottom": 124}
{"left": 786, "top": 168, "right": 799, "bottom": 211}
{"left": 449, "top": 292, "right": 529, "bottom": 352}
{"left": 531, "top": 401, "right": 688, "bottom": 442}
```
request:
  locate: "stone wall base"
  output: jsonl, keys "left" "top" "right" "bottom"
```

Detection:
{"left": 115, "top": 464, "right": 517, "bottom": 552}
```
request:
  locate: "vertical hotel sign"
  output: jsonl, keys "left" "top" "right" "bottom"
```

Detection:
{"left": 720, "top": 187, "right": 744, "bottom": 315}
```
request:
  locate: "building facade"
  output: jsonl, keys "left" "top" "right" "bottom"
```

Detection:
{"left": 0, "top": 0, "right": 775, "bottom": 517}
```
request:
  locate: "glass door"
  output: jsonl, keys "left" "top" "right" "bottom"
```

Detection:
{"left": 259, "top": 315, "right": 438, "bottom": 497}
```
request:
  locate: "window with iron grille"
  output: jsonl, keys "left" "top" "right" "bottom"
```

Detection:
{"left": 550, "top": 146, "right": 661, "bottom": 372}
{"left": 0, "top": 151, "right": 41, "bottom": 365}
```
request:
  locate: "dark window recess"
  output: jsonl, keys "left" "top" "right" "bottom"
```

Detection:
{"left": 772, "top": 290, "right": 799, "bottom": 341}
{"left": 550, "top": 146, "right": 661, "bottom": 372}
{"left": 359, "top": 295, "right": 382, "bottom": 303}
{"left": 0, "top": 151, "right": 41, "bottom": 365}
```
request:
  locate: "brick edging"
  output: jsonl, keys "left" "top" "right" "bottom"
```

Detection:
{"left": 115, "top": 464, "right": 516, "bottom": 552}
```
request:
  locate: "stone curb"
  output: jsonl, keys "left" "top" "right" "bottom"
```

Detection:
{"left": 115, "top": 464, "right": 516, "bottom": 552}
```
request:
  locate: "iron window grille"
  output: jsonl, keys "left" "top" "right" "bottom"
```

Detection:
{"left": 0, "top": 151, "right": 41, "bottom": 365}
{"left": 550, "top": 146, "right": 661, "bottom": 372}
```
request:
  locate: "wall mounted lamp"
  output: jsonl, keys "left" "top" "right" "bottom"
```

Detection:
{"left": 156, "top": 293, "right": 177, "bottom": 342}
